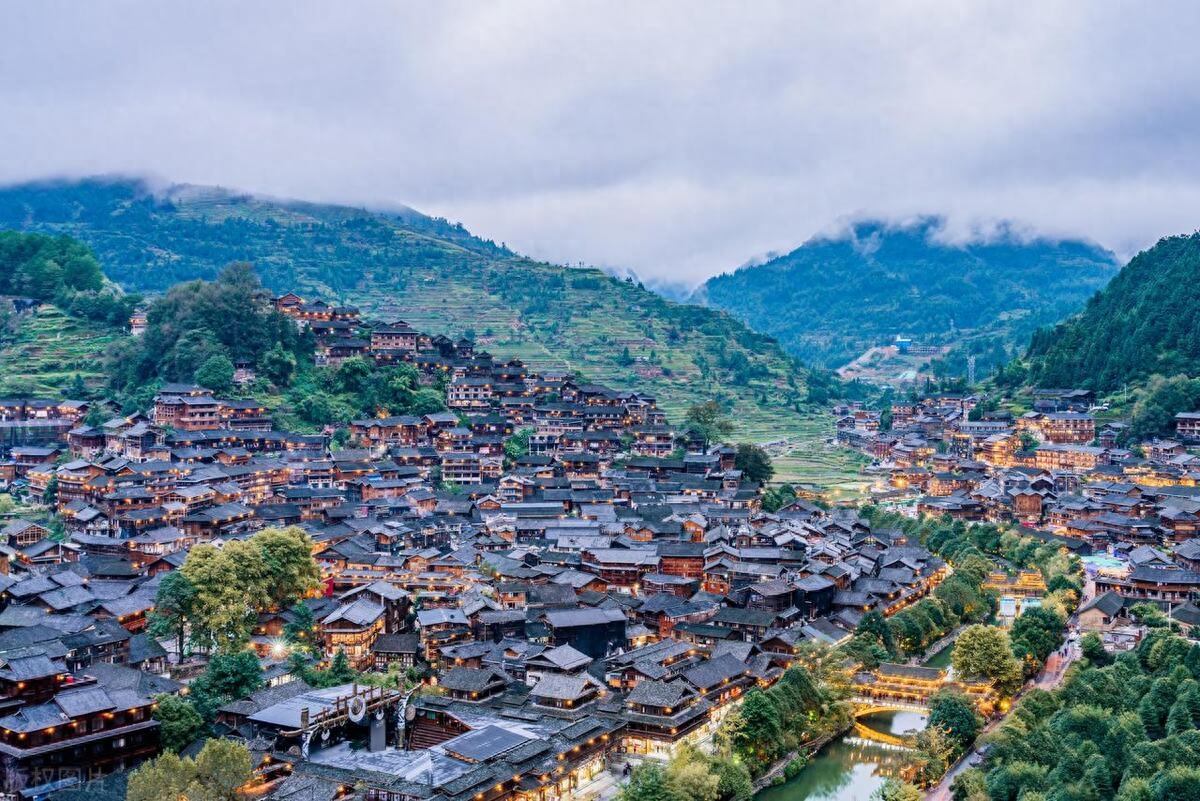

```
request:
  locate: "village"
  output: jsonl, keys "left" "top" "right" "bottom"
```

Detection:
{"left": 0, "top": 290, "right": 1018, "bottom": 801}
{"left": 836, "top": 389, "right": 1200, "bottom": 637}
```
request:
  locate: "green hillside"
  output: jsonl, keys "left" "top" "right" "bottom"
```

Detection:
{"left": 0, "top": 303, "right": 121, "bottom": 396}
{"left": 0, "top": 177, "right": 832, "bottom": 439}
{"left": 1027, "top": 232, "right": 1200, "bottom": 393}
{"left": 698, "top": 218, "right": 1119, "bottom": 377}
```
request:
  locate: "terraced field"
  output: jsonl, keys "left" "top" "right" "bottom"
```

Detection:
{"left": 756, "top": 412, "right": 874, "bottom": 498}
{"left": 0, "top": 305, "right": 119, "bottom": 395}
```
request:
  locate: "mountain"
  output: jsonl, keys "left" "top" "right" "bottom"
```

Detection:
{"left": 697, "top": 218, "right": 1120, "bottom": 378}
{"left": 0, "top": 177, "right": 826, "bottom": 436}
{"left": 1027, "top": 232, "right": 1200, "bottom": 393}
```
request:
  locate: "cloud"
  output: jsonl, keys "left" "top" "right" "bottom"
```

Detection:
{"left": 1, "top": 0, "right": 1199, "bottom": 282}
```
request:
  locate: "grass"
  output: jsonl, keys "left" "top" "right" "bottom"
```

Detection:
{"left": 0, "top": 304, "right": 120, "bottom": 395}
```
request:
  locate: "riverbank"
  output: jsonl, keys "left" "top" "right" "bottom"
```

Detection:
{"left": 755, "top": 710, "right": 928, "bottom": 801}
{"left": 917, "top": 626, "right": 963, "bottom": 668}
{"left": 751, "top": 721, "right": 853, "bottom": 792}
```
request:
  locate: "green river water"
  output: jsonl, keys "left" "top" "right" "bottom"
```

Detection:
{"left": 756, "top": 710, "right": 928, "bottom": 801}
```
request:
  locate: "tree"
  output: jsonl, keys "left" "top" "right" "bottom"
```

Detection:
{"left": 193, "top": 738, "right": 255, "bottom": 801}
{"left": 1131, "top": 602, "right": 1171, "bottom": 629}
{"left": 194, "top": 353, "right": 235, "bottom": 395}
{"left": 180, "top": 528, "right": 317, "bottom": 651}
{"left": 1081, "top": 632, "right": 1112, "bottom": 666}
{"left": 1010, "top": 606, "right": 1066, "bottom": 675}
{"left": 180, "top": 543, "right": 261, "bottom": 651}
{"left": 619, "top": 762, "right": 675, "bottom": 801}
{"left": 126, "top": 738, "right": 252, "bottom": 801}
{"left": 148, "top": 571, "right": 197, "bottom": 657}
{"left": 761, "top": 484, "right": 797, "bottom": 513}
{"left": 685, "top": 400, "right": 734, "bottom": 452}
{"left": 665, "top": 746, "right": 719, "bottom": 801}
{"left": 189, "top": 651, "right": 264, "bottom": 720}
{"left": 715, "top": 760, "right": 753, "bottom": 801}
{"left": 504, "top": 428, "right": 534, "bottom": 464}
{"left": 283, "top": 602, "right": 318, "bottom": 650}
{"left": 872, "top": 780, "right": 923, "bottom": 801}
{"left": 734, "top": 443, "right": 774, "bottom": 484}
{"left": 253, "top": 526, "right": 320, "bottom": 610}
{"left": 67, "top": 373, "right": 88, "bottom": 399}
{"left": 856, "top": 610, "right": 897, "bottom": 657}
{"left": 928, "top": 689, "right": 981, "bottom": 751}
{"left": 259, "top": 343, "right": 297, "bottom": 387}
{"left": 952, "top": 624, "right": 1024, "bottom": 696}
{"left": 327, "top": 649, "right": 356, "bottom": 683}
{"left": 42, "top": 474, "right": 58, "bottom": 506}
{"left": 125, "top": 751, "right": 197, "bottom": 801}
{"left": 153, "top": 694, "right": 204, "bottom": 753}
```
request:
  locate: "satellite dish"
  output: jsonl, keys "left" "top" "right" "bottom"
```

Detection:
{"left": 348, "top": 695, "right": 368, "bottom": 723}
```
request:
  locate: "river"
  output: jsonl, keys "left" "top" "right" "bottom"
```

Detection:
{"left": 755, "top": 710, "right": 928, "bottom": 801}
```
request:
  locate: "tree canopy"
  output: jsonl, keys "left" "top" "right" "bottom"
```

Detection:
{"left": 126, "top": 738, "right": 252, "bottom": 801}
{"left": 1028, "top": 232, "right": 1200, "bottom": 392}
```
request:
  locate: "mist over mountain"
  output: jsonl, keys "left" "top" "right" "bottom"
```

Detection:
{"left": 697, "top": 217, "right": 1120, "bottom": 377}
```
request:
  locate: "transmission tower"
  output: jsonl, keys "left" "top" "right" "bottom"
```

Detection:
{"left": 967, "top": 355, "right": 977, "bottom": 387}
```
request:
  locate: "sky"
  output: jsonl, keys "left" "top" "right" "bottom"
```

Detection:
{"left": 2, "top": 1, "right": 1200, "bottom": 285}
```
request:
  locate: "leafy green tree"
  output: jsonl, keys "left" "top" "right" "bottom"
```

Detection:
{"left": 734, "top": 443, "right": 774, "bottom": 484}
{"left": 856, "top": 610, "right": 897, "bottom": 657}
{"left": 149, "top": 571, "right": 197, "bottom": 657}
{"left": 42, "top": 474, "right": 58, "bottom": 506}
{"left": 259, "top": 343, "right": 297, "bottom": 387}
{"left": 664, "top": 745, "right": 719, "bottom": 801}
{"left": 153, "top": 693, "right": 204, "bottom": 752}
{"left": 1131, "top": 602, "right": 1171, "bottom": 629}
{"left": 761, "top": 483, "right": 797, "bottom": 512}
{"left": 1010, "top": 606, "right": 1066, "bottom": 675}
{"left": 619, "top": 762, "right": 675, "bottom": 801}
{"left": 872, "top": 780, "right": 923, "bottom": 801}
{"left": 685, "top": 400, "right": 734, "bottom": 452}
{"left": 169, "top": 330, "right": 228, "bottom": 383}
{"left": 715, "top": 759, "right": 754, "bottom": 801}
{"left": 952, "top": 624, "right": 1024, "bottom": 696}
{"left": 253, "top": 526, "right": 320, "bottom": 610}
{"left": 283, "top": 602, "right": 319, "bottom": 649}
{"left": 1149, "top": 767, "right": 1200, "bottom": 801}
{"left": 928, "top": 689, "right": 981, "bottom": 751}
{"left": 504, "top": 428, "right": 534, "bottom": 464}
{"left": 327, "top": 649, "right": 356, "bottom": 684}
{"left": 194, "top": 353, "right": 235, "bottom": 394}
{"left": 189, "top": 651, "right": 264, "bottom": 720}
{"left": 1081, "top": 632, "right": 1113, "bottom": 666}
{"left": 126, "top": 738, "right": 252, "bottom": 801}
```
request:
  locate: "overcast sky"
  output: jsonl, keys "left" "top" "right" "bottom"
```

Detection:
{"left": 2, "top": 1, "right": 1199, "bottom": 283}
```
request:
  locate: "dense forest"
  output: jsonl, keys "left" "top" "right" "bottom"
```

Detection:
{"left": 955, "top": 628, "right": 1200, "bottom": 801}
{"left": 0, "top": 230, "right": 138, "bottom": 326}
{"left": 1027, "top": 232, "right": 1200, "bottom": 392}
{"left": 698, "top": 218, "right": 1118, "bottom": 374}
{"left": 0, "top": 177, "right": 827, "bottom": 433}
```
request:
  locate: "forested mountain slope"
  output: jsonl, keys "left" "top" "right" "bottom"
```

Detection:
{"left": 0, "top": 177, "right": 826, "bottom": 433}
{"left": 697, "top": 218, "right": 1119, "bottom": 376}
{"left": 1027, "top": 232, "right": 1200, "bottom": 392}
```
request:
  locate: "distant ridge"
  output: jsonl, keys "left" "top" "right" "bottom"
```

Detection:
{"left": 697, "top": 216, "right": 1119, "bottom": 377}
